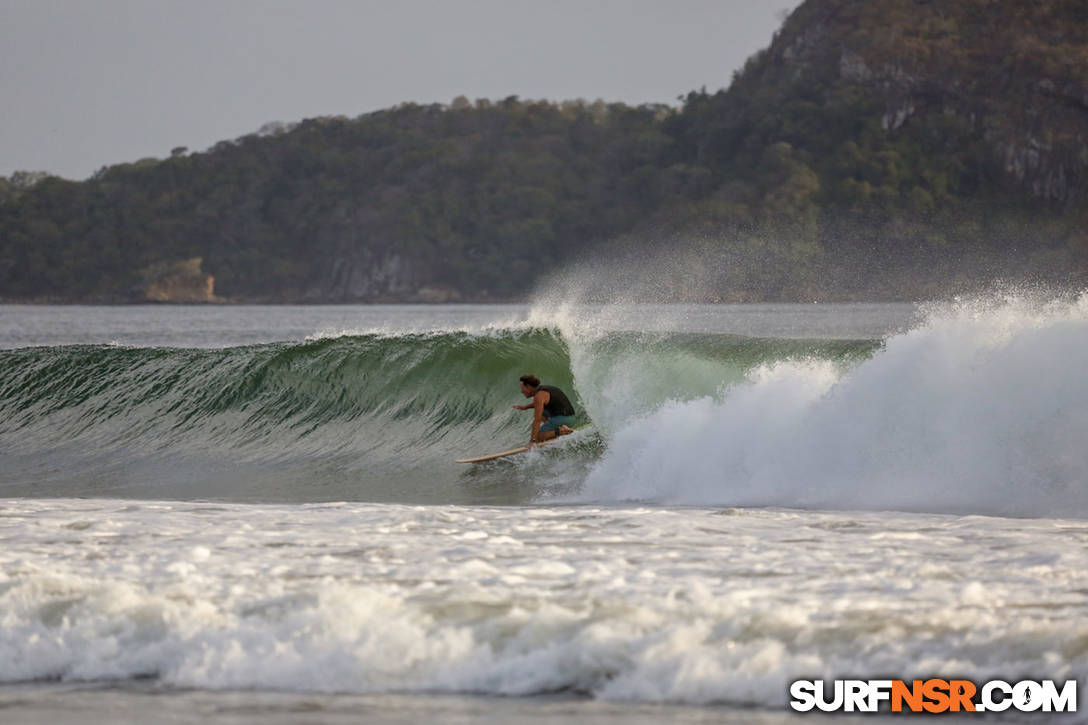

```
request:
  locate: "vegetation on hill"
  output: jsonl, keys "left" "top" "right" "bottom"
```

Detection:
{"left": 1, "top": 0, "right": 1085, "bottom": 303}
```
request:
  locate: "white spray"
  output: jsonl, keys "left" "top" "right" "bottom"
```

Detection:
{"left": 576, "top": 293, "right": 1088, "bottom": 517}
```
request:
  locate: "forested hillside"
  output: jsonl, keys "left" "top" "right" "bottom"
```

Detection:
{"left": 0, "top": 101, "right": 675, "bottom": 301}
{"left": 2, "top": 0, "right": 1085, "bottom": 302}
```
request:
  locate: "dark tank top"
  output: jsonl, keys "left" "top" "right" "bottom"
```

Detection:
{"left": 538, "top": 385, "right": 575, "bottom": 417}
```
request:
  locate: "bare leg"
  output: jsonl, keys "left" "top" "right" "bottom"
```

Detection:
{"left": 536, "top": 426, "right": 574, "bottom": 443}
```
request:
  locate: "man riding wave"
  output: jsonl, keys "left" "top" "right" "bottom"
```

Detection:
{"left": 513, "top": 374, "right": 576, "bottom": 447}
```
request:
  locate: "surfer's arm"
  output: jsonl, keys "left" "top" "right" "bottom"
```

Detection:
{"left": 529, "top": 391, "right": 548, "bottom": 443}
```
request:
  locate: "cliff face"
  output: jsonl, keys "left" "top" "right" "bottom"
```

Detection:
{"left": 145, "top": 274, "right": 216, "bottom": 303}
{"left": 142, "top": 258, "right": 218, "bottom": 303}
{"left": 309, "top": 251, "right": 416, "bottom": 301}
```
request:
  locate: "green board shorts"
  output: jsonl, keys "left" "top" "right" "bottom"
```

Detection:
{"left": 540, "top": 414, "right": 576, "bottom": 433}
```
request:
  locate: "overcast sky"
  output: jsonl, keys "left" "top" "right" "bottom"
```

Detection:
{"left": 1, "top": 0, "right": 801, "bottom": 180}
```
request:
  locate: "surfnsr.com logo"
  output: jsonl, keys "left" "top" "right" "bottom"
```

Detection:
{"left": 789, "top": 679, "right": 1077, "bottom": 713}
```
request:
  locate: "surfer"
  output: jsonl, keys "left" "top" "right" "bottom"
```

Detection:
{"left": 513, "top": 374, "right": 576, "bottom": 447}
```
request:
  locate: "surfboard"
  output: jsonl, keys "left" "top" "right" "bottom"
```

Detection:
{"left": 456, "top": 425, "right": 591, "bottom": 463}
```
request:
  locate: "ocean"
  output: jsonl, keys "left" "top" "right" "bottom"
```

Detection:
{"left": 1, "top": 300, "right": 1086, "bottom": 723}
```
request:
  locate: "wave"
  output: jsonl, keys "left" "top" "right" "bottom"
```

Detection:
{"left": 4, "top": 293, "right": 1085, "bottom": 517}
{"left": 580, "top": 293, "right": 1088, "bottom": 517}
{"left": 0, "top": 325, "right": 863, "bottom": 504}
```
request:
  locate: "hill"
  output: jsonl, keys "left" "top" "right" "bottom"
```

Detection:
{"left": 655, "top": 0, "right": 1088, "bottom": 298}
{"left": 1, "top": 0, "right": 1085, "bottom": 303}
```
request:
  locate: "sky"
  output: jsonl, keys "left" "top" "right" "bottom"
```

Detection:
{"left": 1, "top": 0, "right": 802, "bottom": 180}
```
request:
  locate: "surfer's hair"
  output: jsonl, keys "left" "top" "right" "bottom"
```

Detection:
{"left": 519, "top": 374, "right": 540, "bottom": 388}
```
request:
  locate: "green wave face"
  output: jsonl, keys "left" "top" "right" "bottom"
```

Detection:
{"left": 0, "top": 330, "right": 876, "bottom": 504}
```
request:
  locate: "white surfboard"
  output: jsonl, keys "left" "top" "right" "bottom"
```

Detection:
{"left": 456, "top": 424, "right": 591, "bottom": 463}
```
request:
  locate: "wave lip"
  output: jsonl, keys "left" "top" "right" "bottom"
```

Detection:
{"left": 583, "top": 293, "right": 1088, "bottom": 518}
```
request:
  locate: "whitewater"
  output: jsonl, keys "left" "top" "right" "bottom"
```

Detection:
{"left": 1, "top": 299, "right": 1086, "bottom": 724}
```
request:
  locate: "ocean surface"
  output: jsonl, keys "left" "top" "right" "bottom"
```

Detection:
{"left": 1, "top": 300, "right": 1086, "bottom": 724}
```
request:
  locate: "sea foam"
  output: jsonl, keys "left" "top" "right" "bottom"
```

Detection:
{"left": 579, "top": 293, "right": 1088, "bottom": 517}
{"left": 1, "top": 500, "right": 1084, "bottom": 705}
